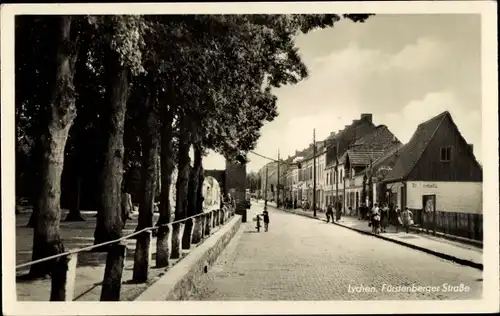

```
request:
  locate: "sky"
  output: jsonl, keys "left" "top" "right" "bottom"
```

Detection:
{"left": 200, "top": 14, "right": 483, "bottom": 173}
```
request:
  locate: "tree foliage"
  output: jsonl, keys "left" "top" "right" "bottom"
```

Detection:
{"left": 15, "top": 13, "right": 373, "bottom": 273}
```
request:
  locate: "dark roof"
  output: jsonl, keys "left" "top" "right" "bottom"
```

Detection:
{"left": 351, "top": 125, "right": 401, "bottom": 149}
{"left": 359, "top": 143, "right": 404, "bottom": 175}
{"left": 384, "top": 111, "right": 448, "bottom": 182}
{"left": 324, "top": 118, "right": 377, "bottom": 168}
{"left": 339, "top": 125, "right": 401, "bottom": 168}
{"left": 346, "top": 149, "right": 386, "bottom": 166}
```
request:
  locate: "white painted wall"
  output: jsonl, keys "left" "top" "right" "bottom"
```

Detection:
{"left": 354, "top": 174, "right": 364, "bottom": 187}
{"left": 406, "top": 181, "right": 482, "bottom": 214}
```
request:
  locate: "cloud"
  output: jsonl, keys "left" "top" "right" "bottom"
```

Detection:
{"left": 388, "top": 37, "right": 449, "bottom": 71}
{"left": 203, "top": 16, "right": 481, "bottom": 172}
{"left": 377, "top": 91, "right": 482, "bottom": 161}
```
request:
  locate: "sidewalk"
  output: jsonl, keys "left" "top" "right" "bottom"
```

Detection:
{"left": 267, "top": 203, "right": 483, "bottom": 270}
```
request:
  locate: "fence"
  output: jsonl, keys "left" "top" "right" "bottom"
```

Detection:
{"left": 15, "top": 205, "right": 236, "bottom": 301}
{"left": 412, "top": 209, "right": 483, "bottom": 241}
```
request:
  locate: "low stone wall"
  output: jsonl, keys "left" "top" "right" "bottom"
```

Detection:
{"left": 135, "top": 214, "right": 242, "bottom": 301}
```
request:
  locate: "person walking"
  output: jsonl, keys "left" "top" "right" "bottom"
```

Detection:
{"left": 394, "top": 205, "right": 403, "bottom": 233}
{"left": 335, "top": 200, "right": 342, "bottom": 222}
{"left": 371, "top": 203, "right": 381, "bottom": 234}
{"left": 401, "top": 207, "right": 413, "bottom": 233}
{"left": 380, "top": 203, "right": 389, "bottom": 233}
{"left": 326, "top": 203, "right": 334, "bottom": 223}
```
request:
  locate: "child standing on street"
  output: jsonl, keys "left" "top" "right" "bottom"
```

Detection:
{"left": 255, "top": 213, "right": 262, "bottom": 232}
{"left": 262, "top": 208, "right": 270, "bottom": 232}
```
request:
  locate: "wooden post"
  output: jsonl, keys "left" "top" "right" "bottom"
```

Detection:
{"left": 191, "top": 216, "right": 203, "bottom": 244}
{"left": 181, "top": 218, "right": 194, "bottom": 250}
{"left": 132, "top": 231, "right": 152, "bottom": 283}
{"left": 156, "top": 224, "right": 172, "bottom": 268}
{"left": 170, "top": 222, "right": 185, "bottom": 259}
{"left": 205, "top": 213, "right": 211, "bottom": 236}
{"left": 101, "top": 243, "right": 127, "bottom": 301}
{"left": 467, "top": 213, "right": 472, "bottom": 239}
{"left": 220, "top": 209, "right": 225, "bottom": 225}
{"left": 215, "top": 210, "right": 220, "bottom": 227}
{"left": 212, "top": 210, "right": 217, "bottom": 227}
{"left": 50, "top": 252, "right": 78, "bottom": 301}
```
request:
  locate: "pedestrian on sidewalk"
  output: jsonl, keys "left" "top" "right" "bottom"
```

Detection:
{"left": 326, "top": 203, "right": 334, "bottom": 223}
{"left": 370, "top": 203, "right": 381, "bottom": 234}
{"left": 335, "top": 200, "right": 342, "bottom": 222}
{"left": 394, "top": 206, "right": 403, "bottom": 232}
{"left": 401, "top": 207, "right": 413, "bottom": 233}
{"left": 380, "top": 203, "right": 389, "bottom": 233}
{"left": 359, "top": 202, "right": 366, "bottom": 220}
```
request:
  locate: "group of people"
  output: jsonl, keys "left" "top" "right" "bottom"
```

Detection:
{"left": 255, "top": 207, "right": 270, "bottom": 232}
{"left": 325, "top": 201, "right": 343, "bottom": 223}
{"left": 360, "top": 202, "right": 414, "bottom": 234}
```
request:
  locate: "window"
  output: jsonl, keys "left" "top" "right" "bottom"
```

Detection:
{"left": 340, "top": 170, "right": 343, "bottom": 183}
{"left": 440, "top": 146, "right": 452, "bottom": 162}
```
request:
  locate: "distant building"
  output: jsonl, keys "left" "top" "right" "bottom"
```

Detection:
{"left": 382, "top": 111, "right": 483, "bottom": 240}
{"left": 343, "top": 125, "right": 402, "bottom": 214}
{"left": 324, "top": 113, "right": 378, "bottom": 211}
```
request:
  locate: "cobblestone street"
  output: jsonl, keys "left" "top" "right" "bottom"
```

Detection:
{"left": 186, "top": 203, "right": 482, "bottom": 300}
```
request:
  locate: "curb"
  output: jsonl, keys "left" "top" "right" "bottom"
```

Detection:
{"left": 409, "top": 226, "right": 483, "bottom": 249}
{"left": 135, "top": 215, "right": 242, "bottom": 301}
{"left": 278, "top": 207, "right": 483, "bottom": 271}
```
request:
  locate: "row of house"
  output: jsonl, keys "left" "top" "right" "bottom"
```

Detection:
{"left": 265, "top": 111, "right": 483, "bottom": 240}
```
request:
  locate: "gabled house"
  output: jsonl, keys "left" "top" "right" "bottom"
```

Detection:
{"left": 382, "top": 111, "right": 483, "bottom": 240}
{"left": 342, "top": 125, "right": 402, "bottom": 214}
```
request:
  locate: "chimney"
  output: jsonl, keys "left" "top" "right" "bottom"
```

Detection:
{"left": 295, "top": 150, "right": 299, "bottom": 155}
{"left": 352, "top": 119, "right": 359, "bottom": 124}
{"left": 468, "top": 144, "right": 474, "bottom": 153}
{"left": 360, "top": 113, "right": 373, "bottom": 123}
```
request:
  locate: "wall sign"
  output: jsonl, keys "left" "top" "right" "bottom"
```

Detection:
{"left": 423, "top": 183, "right": 438, "bottom": 189}
{"left": 411, "top": 182, "right": 438, "bottom": 189}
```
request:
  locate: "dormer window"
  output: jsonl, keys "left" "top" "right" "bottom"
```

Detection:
{"left": 440, "top": 146, "right": 452, "bottom": 162}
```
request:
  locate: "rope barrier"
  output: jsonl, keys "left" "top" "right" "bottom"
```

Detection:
{"left": 15, "top": 209, "right": 223, "bottom": 270}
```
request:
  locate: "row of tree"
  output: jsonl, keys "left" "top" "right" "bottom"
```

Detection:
{"left": 15, "top": 14, "right": 372, "bottom": 279}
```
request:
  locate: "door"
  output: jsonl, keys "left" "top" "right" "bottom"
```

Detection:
{"left": 423, "top": 194, "right": 437, "bottom": 235}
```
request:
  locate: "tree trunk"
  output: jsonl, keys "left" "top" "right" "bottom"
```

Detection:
{"left": 133, "top": 81, "right": 158, "bottom": 234}
{"left": 182, "top": 165, "right": 196, "bottom": 249}
{"left": 188, "top": 144, "right": 204, "bottom": 245}
{"left": 27, "top": 135, "right": 43, "bottom": 227}
{"left": 196, "top": 147, "right": 205, "bottom": 215}
{"left": 29, "top": 16, "right": 79, "bottom": 278}
{"left": 93, "top": 50, "right": 130, "bottom": 249}
{"left": 155, "top": 108, "right": 174, "bottom": 268}
{"left": 64, "top": 176, "right": 85, "bottom": 221}
{"left": 133, "top": 82, "right": 159, "bottom": 281}
{"left": 171, "top": 114, "right": 191, "bottom": 258}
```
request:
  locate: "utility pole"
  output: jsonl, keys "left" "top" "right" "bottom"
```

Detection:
{"left": 264, "top": 165, "right": 268, "bottom": 208}
{"left": 277, "top": 150, "right": 280, "bottom": 208}
{"left": 313, "top": 129, "right": 317, "bottom": 217}
{"left": 335, "top": 140, "right": 339, "bottom": 213}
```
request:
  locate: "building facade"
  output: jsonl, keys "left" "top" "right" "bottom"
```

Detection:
{"left": 381, "top": 111, "right": 483, "bottom": 240}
